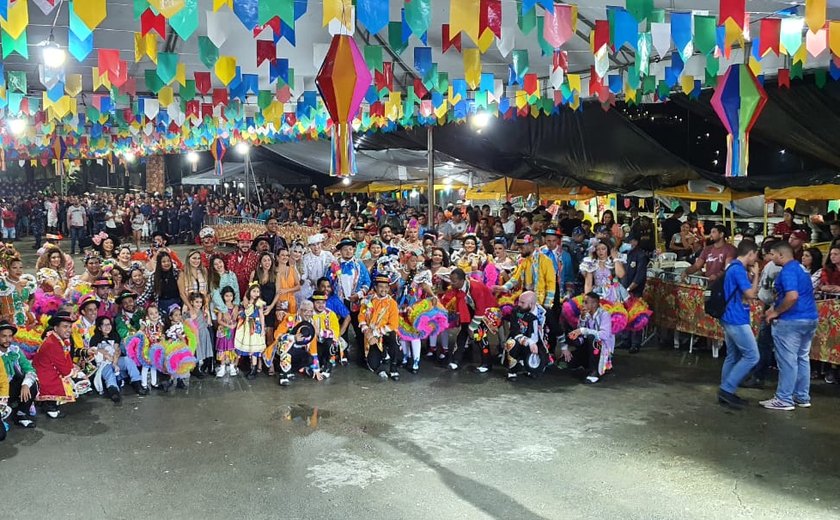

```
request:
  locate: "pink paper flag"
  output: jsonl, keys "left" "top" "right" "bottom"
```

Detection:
{"left": 543, "top": 4, "right": 574, "bottom": 48}
{"left": 806, "top": 25, "right": 827, "bottom": 57}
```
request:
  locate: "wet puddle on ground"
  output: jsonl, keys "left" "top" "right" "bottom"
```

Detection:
{"left": 281, "top": 404, "right": 332, "bottom": 429}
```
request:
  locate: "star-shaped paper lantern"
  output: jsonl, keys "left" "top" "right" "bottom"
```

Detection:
{"left": 315, "top": 34, "right": 372, "bottom": 177}
{"left": 710, "top": 64, "right": 768, "bottom": 177}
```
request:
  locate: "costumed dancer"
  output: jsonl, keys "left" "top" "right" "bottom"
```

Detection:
{"left": 485, "top": 239, "right": 517, "bottom": 345}
{"left": 540, "top": 227, "right": 566, "bottom": 357}
{"left": 225, "top": 232, "right": 259, "bottom": 298}
{"left": 440, "top": 268, "right": 498, "bottom": 373}
{"left": 214, "top": 287, "right": 239, "bottom": 377}
{"left": 163, "top": 304, "right": 190, "bottom": 391}
{"left": 503, "top": 291, "right": 550, "bottom": 381}
{"left": 566, "top": 292, "right": 616, "bottom": 384}
{"left": 425, "top": 247, "right": 452, "bottom": 361}
{"left": 326, "top": 237, "right": 371, "bottom": 366}
{"left": 114, "top": 290, "right": 144, "bottom": 340}
{"left": 0, "top": 320, "right": 38, "bottom": 431}
{"left": 311, "top": 291, "right": 343, "bottom": 367}
{"left": 33, "top": 311, "right": 81, "bottom": 419}
{"left": 183, "top": 292, "right": 214, "bottom": 378}
{"left": 396, "top": 252, "right": 436, "bottom": 374}
{"left": 562, "top": 240, "right": 629, "bottom": 335}
{"left": 88, "top": 316, "right": 146, "bottom": 404}
{"left": 275, "top": 300, "right": 330, "bottom": 386}
{"left": 317, "top": 277, "right": 351, "bottom": 361}
{"left": 301, "top": 233, "right": 335, "bottom": 302}
{"left": 72, "top": 295, "right": 101, "bottom": 376}
{"left": 359, "top": 275, "right": 401, "bottom": 381}
{"left": 138, "top": 304, "right": 164, "bottom": 390}
{"left": 32, "top": 268, "right": 65, "bottom": 320}
{"left": 0, "top": 254, "right": 36, "bottom": 327}
{"left": 234, "top": 282, "right": 266, "bottom": 380}
{"left": 451, "top": 235, "right": 488, "bottom": 282}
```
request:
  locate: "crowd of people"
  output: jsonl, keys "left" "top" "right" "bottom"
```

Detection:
{"left": 0, "top": 184, "right": 836, "bottom": 443}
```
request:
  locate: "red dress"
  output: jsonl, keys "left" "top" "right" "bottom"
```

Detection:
{"left": 226, "top": 250, "right": 259, "bottom": 297}
{"left": 33, "top": 331, "right": 75, "bottom": 402}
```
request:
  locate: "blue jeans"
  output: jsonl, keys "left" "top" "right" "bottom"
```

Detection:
{"left": 69, "top": 226, "right": 84, "bottom": 254}
{"left": 100, "top": 357, "right": 141, "bottom": 390}
{"left": 720, "top": 323, "right": 759, "bottom": 394}
{"left": 752, "top": 320, "right": 775, "bottom": 381}
{"left": 771, "top": 319, "right": 818, "bottom": 405}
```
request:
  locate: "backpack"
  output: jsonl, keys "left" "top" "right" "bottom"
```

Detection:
{"left": 704, "top": 264, "right": 737, "bottom": 320}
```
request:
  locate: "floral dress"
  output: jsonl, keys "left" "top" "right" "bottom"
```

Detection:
{"left": 234, "top": 301, "right": 266, "bottom": 357}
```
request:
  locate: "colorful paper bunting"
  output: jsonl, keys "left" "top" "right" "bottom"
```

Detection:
{"left": 72, "top": 0, "right": 107, "bottom": 32}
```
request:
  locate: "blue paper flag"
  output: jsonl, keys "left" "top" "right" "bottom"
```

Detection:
{"left": 612, "top": 8, "right": 638, "bottom": 51}
{"left": 414, "top": 47, "right": 432, "bottom": 78}
{"left": 357, "top": 0, "right": 388, "bottom": 35}
{"left": 69, "top": 3, "right": 93, "bottom": 40}
{"left": 294, "top": 0, "right": 307, "bottom": 19}
{"left": 68, "top": 31, "right": 93, "bottom": 61}
{"left": 670, "top": 50, "right": 684, "bottom": 77}
{"left": 47, "top": 81, "right": 65, "bottom": 102}
{"left": 608, "top": 74, "right": 623, "bottom": 94}
{"left": 670, "top": 12, "right": 693, "bottom": 60}
{"left": 479, "top": 73, "right": 494, "bottom": 93}
{"left": 270, "top": 58, "right": 289, "bottom": 84}
{"left": 830, "top": 59, "right": 840, "bottom": 81}
{"left": 233, "top": 0, "right": 259, "bottom": 30}
{"left": 280, "top": 20, "right": 295, "bottom": 46}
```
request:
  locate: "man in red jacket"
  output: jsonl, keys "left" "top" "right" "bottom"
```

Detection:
{"left": 440, "top": 268, "right": 498, "bottom": 373}
{"left": 226, "top": 231, "right": 259, "bottom": 297}
{"left": 33, "top": 311, "right": 78, "bottom": 419}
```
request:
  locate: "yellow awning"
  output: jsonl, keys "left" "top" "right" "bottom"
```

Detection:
{"left": 654, "top": 184, "right": 759, "bottom": 202}
{"left": 765, "top": 185, "right": 840, "bottom": 201}
{"left": 466, "top": 177, "right": 538, "bottom": 200}
{"left": 325, "top": 181, "right": 371, "bottom": 194}
{"left": 540, "top": 186, "right": 599, "bottom": 201}
{"left": 369, "top": 181, "right": 466, "bottom": 192}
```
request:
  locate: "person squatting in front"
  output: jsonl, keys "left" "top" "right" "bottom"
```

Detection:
{"left": 0, "top": 320, "right": 38, "bottom": 438}
{"left": 441, "top": 268, "right": 498, "bottom": 373}
{"left": 359, "top": 275, "right": 401, "bottom": 381}
{"left": 565, "top": 292, "right": 616, "bottom": 384}
{"left": 503, "top": 291, "right": 551, "bottom": 381}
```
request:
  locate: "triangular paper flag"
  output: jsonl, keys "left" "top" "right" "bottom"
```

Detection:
{"left": 72, "top": 0, "right": 107, "bottom": 32}
{"left": 215, "top": 56, "right": 237, "bottom": 86}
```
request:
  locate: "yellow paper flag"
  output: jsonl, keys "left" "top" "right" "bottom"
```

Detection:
{"left": 146, "top": 34, "right": 158, "bottom": 64}
{"left": 323, "top": 0, "right": 353, "bottom": 28}
{"left": 158, "top": 86, "right": 174, "bottom": 107}
{"left": 73, "top": 0, "right": 107, "bottom": 31}
{"left": 213, "top": 0, "right": 232, "bottom": 11}
{"left": 149, "top": 0, "right": 185, "bottom": 18}
{"left": 568, "top": 74, "right": 581, "bottom": 94}
{"left": 175, "top": 63, "right": 186, "bottom": 86}
{"left": 433, "top": 98, "right": 448, "bottom": 119}
{"left": 450, "top": 0, "right": 480, "bottom": 45}
{"left": 690, "top": 201, "right": 697, "bottom": 212}
{"left": 748, "top": 56, "right": 761, "bottom": 77}
{"left": 793, "top": 43, "right": 808, "bottom": 65}
{"left": 723, "top": 19, "right": 744, "bottom": 55}
{"left": 477, "top": 30, "right": 495, "bottom": 53}
{"left": 65, "top": 74, "right": 83, "bottom": 97}
{"left": 829, "top": 21, "right": 840, "bottom": 56}
{"left": 784, "top": 199, "right": 796, "bottom": 210}
{"left": 515, "top": 90, "right": 527, "bottom": 110}
{"left": 463, "top": 49, "right": 481, "bottom": 89}
{"left": 92, "top": 67, "right": 111, "bottom": 91}
{"left": 806, "top": 0, "right": 826, "bottom": 34}
{"left": 0, "top": 0, "right": 29, "bottom": 39}
{"left": 215, "top": 56, "right": 237, "bottom": 86}
{"left": 680, "top": 75, "right": 695, "bottom": 95}
{"left": 134, "top": 33, "right": 145, "bottom": 62}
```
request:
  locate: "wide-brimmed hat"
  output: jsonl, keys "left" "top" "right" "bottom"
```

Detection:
{"left": 0, "top": 320, "right": 18, "bottom": 334}
{"left": 115, "top": 290, "right": 138, "bottom": 304}
{"left": 336, "top": 237, "right": 356, "bottom": 250}
{"left": 92, "top": 277, "right": 113, "bottom": 288}
{"left": 78, "top": 294, "right": 101, "bottom": 310}
{"left": 47, "top": 310, "right": 74, "bottom": 327}
{"left": 237, "top": 231, "right": 253, "bottom": 242}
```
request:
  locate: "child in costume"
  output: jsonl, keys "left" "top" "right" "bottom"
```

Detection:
{"left": 317, "top": 277, "right": 351, "bottom": 347}
{"left": 359, "top": 275, "right": 401, "bottom": 381}
{"left": 163, "top": 305, "right": 189, "bottom": 390}
{"left": 234, "top": 282, "right": 266, "bottom": 380}
{"left": 138, "top": 304, "right": 164, "bottom": 390}
{"left": 214, "top": 286, "right": 238, "bottom": 377}
{"left": 566, "top": 292, "right": 616, "bottom": 384}
{"left": 275, "top": 300, "right": 330, "bottom": 386}
{"left": 310, "top": 290, "right": 342, "bottom": 368}
{"left": 396, "top": 253, "right": 438, "bottom": 374}
{"left": 562, "top": 240, "right": 629, "bottom": 335}
{"left": 183, "top": 292, "right": 214, "bottom": 376}
{"left": 32, "top": 268, "right": 65, "bottom": 320}
{"left": 92, "top": 277, "right": 116, "bottom": 319}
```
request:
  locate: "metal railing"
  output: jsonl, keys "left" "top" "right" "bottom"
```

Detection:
{"left": 204, "top": 215, "right": 264, "bottom": 226}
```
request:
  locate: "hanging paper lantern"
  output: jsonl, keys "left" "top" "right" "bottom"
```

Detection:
{"left": 209, "top": 137, "right": 226, "bottom": 176}
{"left": 315, "top": 34, "right": 372, "bottom": 177}
{"left": 710, "top": 64, "right": 768, "bottom": 177}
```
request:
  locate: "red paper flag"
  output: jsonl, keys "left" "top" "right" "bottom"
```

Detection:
{"left": 589, "top": 66, "right": 604, "bottom": 94}
{"left": 119, "top": 77, "right": 137, "bottom": 96}
{"left": 442, "top": 24, "right": 462, "bottom": 53}
{"left": 186, "top": 100, "right": 200, "bottom": 119}
{"left": 276, "top": 85, "right": 291, "bottom": 102}
{"left": 254, "top": 17, "right": 281, "bottom": 38}
{"left": 480, "top": 0, "right": 502, "bottom": 39}
{"left": 413, "top": 77, "right": 428, "bottom": 99}
{"left": 168, "top": 121, "right": 180, "bottom": 133}
{"left": 594, "top": 20, "right": 610, "bottom": 53}
{"left": 212, "top": 88, "right": 229, "bottom": 106}
{"left": 108, "top": 60, "right": 128, "bottom": 87}
{"left": 777, "top": 68, "right": 790, "bottom": 88}
{"left": 759, "top": 18, "right": 781, "bottom": 56}
{"left": 369, "top": 101, "right": 384, "bottom": 118}
{"left": 719, "top": 0, "right": 745, "bottom": 29}
{"left": 284, "top": 113, "right": 296, "bottom": 126}
{"left": 256, "top": 39, "right": 276, "bottom": 66}
{"left": 523, "top": 73, "right": 538, "bottom": 95}
{"left": 97, "top": 49, "right": 121, "bottom": 75}
{"left": 141, "top": 9, "right": 166, "bottom": 38}
{"left": 194, "top": 72, "right": 212, "bottom": 94}
{"left": 553, "top": 50, "right": 568, "bottom": 72}
{"left": 201, "top": 103, "right": 213, "bottom": 119}
{"left": 375, "top": 62, "right": 394, "bottom": 91}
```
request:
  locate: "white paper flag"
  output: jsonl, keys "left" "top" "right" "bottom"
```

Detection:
{"left": 206, "top": 10, "right": 229, "bottom": 48}
{"left": 496, "top": 0, "right": 517, "bottom": 57}
{"left": 651, "top": 22, "right": 671, "bottom": 59}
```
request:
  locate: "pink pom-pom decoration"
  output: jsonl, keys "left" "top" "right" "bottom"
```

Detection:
{"left": 625, "top": 297, "right": 652, "bottom": 332}
{"left": 125, "top": 333, "right": 146, "bottom": 367}
{"left": 32, "top": 290, "right": 64, "bottom": 318}
{"left": 149, "top": 344, "right": 166, "bottom": 373}
{"left": 166, "top": 347, "right": 197, "bottom": 376}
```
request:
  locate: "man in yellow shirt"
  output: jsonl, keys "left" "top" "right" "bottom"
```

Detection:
{"left": 494, "top": 233, "right": 556, "bottom": 308}
{"left": 311, "top": 291, "right": 344, "bottom": 368}
{"left": 359, "top": 275, "right": 401, "bottom": 381}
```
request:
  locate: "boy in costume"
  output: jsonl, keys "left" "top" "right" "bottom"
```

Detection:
{"left": 359, "top": 275, "right": 401, "bottom": 381}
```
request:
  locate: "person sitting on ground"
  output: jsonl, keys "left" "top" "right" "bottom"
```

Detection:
{"left": 566, "top": 292, "right": 615, "bottom": 384}
{"left": 0, "top": 320, "right": 38, "bottom": 432}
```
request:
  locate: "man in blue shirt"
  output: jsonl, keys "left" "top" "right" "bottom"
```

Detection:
{"left": 761, "top": 241, "right": 819, "bottom": 411}
{"left": 718, "top": 240, "right": 760, "bottom": 408}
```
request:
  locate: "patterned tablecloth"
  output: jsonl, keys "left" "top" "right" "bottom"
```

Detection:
{"left": 644, "top": 278, "right": 840, "bottom": 363}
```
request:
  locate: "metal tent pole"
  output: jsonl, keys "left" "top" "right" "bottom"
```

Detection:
{"left": 427, "top": 126, "right": 434, "bottom": 226}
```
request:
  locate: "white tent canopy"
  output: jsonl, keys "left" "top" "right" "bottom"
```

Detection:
{"left": 181, "top": 162, "right": 260, "bottom": 186}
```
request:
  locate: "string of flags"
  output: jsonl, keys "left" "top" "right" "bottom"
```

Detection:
{"left": 0, "top": 0, "right": 837, "bottom": 176}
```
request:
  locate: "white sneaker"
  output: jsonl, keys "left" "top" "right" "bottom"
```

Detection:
{"left": 438, "top": 352, "right": 447, "bottom": 360}
{"left": 506, "top": 372, "right": 518, "bottom": 380}
{"left": 378, "top": 370, "right": 388, "bottom": 379}
{"left": 228, "top": 365, "right": 238, "bottom": 376}
{"left": 447, "top": 362, "right": 459, "bottom": 370}
{"left": 585, "top": 375, "right": 599, "bottom": 384}
{"left": 215, "top": 365, "right": 226, "bottom": 378}
{"left": 475, "top": 366, "right": 490, "bottom": 374}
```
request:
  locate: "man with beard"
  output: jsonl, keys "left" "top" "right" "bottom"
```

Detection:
{"left": 0, "top": 320, "right": 38, "bottom": 434}
{"left": 133, "top": 231, "right": 184, "bottom": 271}
{"left": 253, "top": 217, "right": 289, "bottom": 255}
{"left": 494, "top": 233, "right": 556, "bottom": 329}
{"left": 301, "top": 233, "right": 335, "bottom": 301}
{"left": 326, "top": 238, "right": 371, "bottom": 365}
{"left": 226, "top": 232, "right": 259, "bottom": 297}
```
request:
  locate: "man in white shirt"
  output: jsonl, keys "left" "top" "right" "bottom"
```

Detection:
{"left": 500, "top": 207, "right": 516, "bottom": 238}
{"left": 66, "top": 197, "right": 87, "bottom": 255}
{"left": 301, "top": 233, "right": 335, "bottom": 301}
{"left": 446, "top": 211, "right": 467, "bottom": 252}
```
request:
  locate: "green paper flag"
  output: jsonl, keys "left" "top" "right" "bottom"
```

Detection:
{"left": 388, "top": 21, "right": 407, "bottom": 55}
{"left": 637, "top": 32, "right": 651, "bottom": 75}
{"left": 1, "top": 29, "right": 27, "bottom": 59}
{"left": 422, "top": 63, "right": 438, "bottom": 91}
{"left": 710, "top": 201, "right": 719, "bottom": 213}
{"left": 180, "top": 79, "right": 196, "bottom": 100}
{"left": 364, "top": 45, "right": 384, "bottom": 72}
{"left": 7, "top": 71, "right": 27, "bottom": 93}
{"left": 627, "top": 64, "right": 640, "bottom": 90}
{"left": 657, "top": 79, "right": 669, "bottom": 98}
{"left": 814, "top": 69, "right": 827, "bottom": 88}
{"left": 437, "top": 72, "right": 449, "bottom": 94}
{"left": 649, "top": 9, "right": 665, "bottom": 24}
{"left": 198, "top": 36, "right": 219, "bottom": 68}
{"left": 170, "top": 0, "right": 198, "bottom": 40}
{"left": 145, "top": 69, "right": 165, "bottom": 94}
{"left": 475, "top": 90, "right": 487, "bottom": 109}
{"left": 518, "top": 1, "right": 536, "bottom": 35}
{"left": 828, "top": 200, "right": 840, "bottom": 213}
{"left": 157, "top": 52, "right": 178, "bottom": 85}
{"left": 134, "top": 0, "right": 150, "bottom": 20}
{"left": 790, "top": 61, "right": 803, "bottom": 80}
{"left": 642, "top": 75, "right": 656, "bottom": 94}
{"left": 86, "top": 105, "right": 100, "bottom": 122}
{"left": 258, "top": 90, "right": 273, "bottom": 109}
{"left": 259, "top": 0, "right": 293, "bottom": 26}
{"left": 626, "top": 0, "right": 653, "bottom": 23}
{"left": 670, "top": 199, "right": 680, "bottom": 211}
{"left": 536, "top": 17, "right": 553, "bottom": 56}
{"left": 693, "top": 15, "right": 717, "bottom": 55}
{"left": 404, "top": 0, "right": 431, "bottom": 41}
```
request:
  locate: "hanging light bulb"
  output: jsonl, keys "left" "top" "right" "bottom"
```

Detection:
{"left": 124, "top": 152, "right": 136, "bottom": 163}
{"left": 42, "top": 32, "right": 66, "bottom": 69}
{"left": 342, "top": 177, "right": 351, "bottom": 186}
{"left": 7, "top": 118, "right": 27, "bottom": 136}
{"left": 187, "top": 151, "right": 199, "bottom": 164}
{"left": 236, "top": 142, "right": 250, "bottom": 154}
